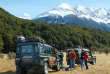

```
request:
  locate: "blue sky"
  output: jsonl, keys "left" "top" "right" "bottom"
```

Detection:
{"left": 0, "top": 0, "right": 110, "bottom": 19}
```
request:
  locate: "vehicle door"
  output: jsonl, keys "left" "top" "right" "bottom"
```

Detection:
{"left": 21, "top": 45, "right": 34, "bottom": 65}
{"left": 48, "top": 48, "right": 56, "bottom": 66}
{"left": 34, "top": 45, "right": 40, "bottom": 65}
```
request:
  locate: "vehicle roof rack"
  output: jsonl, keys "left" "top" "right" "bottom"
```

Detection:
{"left": 17, "top": 36, "right": 44, "bottom": 43}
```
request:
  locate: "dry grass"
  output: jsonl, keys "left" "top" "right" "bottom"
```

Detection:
{"left": 48, "top": 53, "right": 110, "bottom": 74}
{"left": 0, "top": 53, "right": 110, "bottom": 74}
{"left": 0, "top": 59, "right": 15, "bottom": 74}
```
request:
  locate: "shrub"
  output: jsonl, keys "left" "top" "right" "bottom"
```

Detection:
{"left": 90, "top": 46, "right": 97, "bottom": 54}
{"left": 8, "top": 52, "right": 16, "bottom": 59}
{"left": 103, "top": 47, "right": 110, "bottom": 55}
{"left": 0, "top": 53, "right": 4, "bottom": 59}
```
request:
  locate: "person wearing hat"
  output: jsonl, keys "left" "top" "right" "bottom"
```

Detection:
{"left": 69, "top": 50, "right": 76, "bottom": 69}
{"left": 81, "top": 50, "right": 85, "bottom": 69}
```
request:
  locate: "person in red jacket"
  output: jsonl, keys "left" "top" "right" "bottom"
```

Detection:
{"left": 84, "top": 52, "right": 89, "bottom": 70}
{"left": 69, "top": 50, "right": 76, "bottom": 69}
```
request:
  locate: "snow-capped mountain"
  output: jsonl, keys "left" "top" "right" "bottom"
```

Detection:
{"left": 33, "top": 3, "right": 110, "bottom": 31}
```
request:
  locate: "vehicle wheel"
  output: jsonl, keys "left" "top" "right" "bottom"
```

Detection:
{"left": 20, "top": 69, "right": 27, "bottom": 74}
{"left": 16, "top": 67, "right": 21, "bottom": 74}
{"left": 55, "top": 62, "right": 60, "bottom": 71}
{"left": 43, "top": 62, "right": 49, "bottom": 74}
{"left": 92, "top": 59, "right": 96, "bottom": 65}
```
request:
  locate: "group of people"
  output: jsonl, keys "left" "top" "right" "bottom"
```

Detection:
{"left": 58, "top": 49, "right": 89, "bottom": 71}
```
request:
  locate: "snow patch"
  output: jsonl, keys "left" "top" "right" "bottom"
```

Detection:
{"left": 57, "top": 3, "right": 74, "bottom": 10}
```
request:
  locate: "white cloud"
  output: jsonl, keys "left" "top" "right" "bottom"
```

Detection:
{"left": 19, "top": 13, "right": 31, "bottom": 20}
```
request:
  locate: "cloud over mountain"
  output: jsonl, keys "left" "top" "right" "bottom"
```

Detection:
{"left": 19, "top": 13, "right": 31, "bottom": 20}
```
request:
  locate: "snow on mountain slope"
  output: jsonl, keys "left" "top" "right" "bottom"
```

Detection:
{"left": 37, "top": 3, "right": 110, "bottom": 25}
{"left": 87, "top": 8, "right": 110, "bottom": 24}
{"left": 38, "top": 3, "right": 76, "bottom": 17}
{"left": 76, "top": 5, "right": 91, "bottom": 19}
{"left": 57, "top": 3, "right": 74, "bottom": 10}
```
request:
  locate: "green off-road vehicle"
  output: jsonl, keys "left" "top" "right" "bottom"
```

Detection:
{"left": 66, "top": 45, "right": 96, "bottom": 65}
{"left": 15, "top": 37, "right": 60, "bottom": 74}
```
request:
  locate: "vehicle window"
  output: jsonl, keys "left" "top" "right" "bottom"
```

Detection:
{"left": 39, "top": 46, "right": 44, "bottom": 54}
{"left": 40, "top": 46, "right": 51, "bottom": 54}
{"left": 22, "top": 45, "right": 33, "bottom": 53}
{"left": 16, "top": 46, "right": 20, "bottom": 53}
{"left": 50, "top": 48, "right": 55, "bottom": 53}
{"left": 44, "top": 47, "right": 47, "bottom": 53}
{"left": 35, "top": 46, "right": 39, "bottom": 53}
{"left": 47, "top": 48, "right": 51, "bottom": 54}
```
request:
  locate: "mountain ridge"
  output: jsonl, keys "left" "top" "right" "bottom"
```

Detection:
{"left": 33, "top": 3, "right": 110, "bottom": 31}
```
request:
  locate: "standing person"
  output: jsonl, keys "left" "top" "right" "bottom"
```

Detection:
{"left": 84, "top": 52, "right": 89, "bottom": 70}
{"left": 59, "top": 50, "right": 64, "bottom": 70}
{"left": 69, "top": 50, "right": 76, "bottom": 69}
{"left": 81, "top": 50, "right": 85, "bottom": 69}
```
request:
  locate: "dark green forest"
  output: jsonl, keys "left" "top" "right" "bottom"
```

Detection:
{"left": 0, "top": 8, "right": 110, "bottom": 53}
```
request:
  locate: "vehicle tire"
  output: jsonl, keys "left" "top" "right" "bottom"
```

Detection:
{"left": 92, "top": 59, "right": 96, "bottom": 65}
{"left": 20, "top": 69, "right": 27, "bottom": 74}
{"left": 55, "top": 62, "right": 60, "bottom": 71}
{"left": 16, "top": 67, "right": 21, "bottom": 74}
{"left": 43, "top": 62, "right": 49, "bottom": 74}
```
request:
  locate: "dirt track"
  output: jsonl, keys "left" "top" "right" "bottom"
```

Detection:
{"left": 0, "top": 53, "right": 110, "bottom": 74}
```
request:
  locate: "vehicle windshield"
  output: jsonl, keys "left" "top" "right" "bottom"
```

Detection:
{"left": 22, "top": 45, "right": 33, "bottom": 53}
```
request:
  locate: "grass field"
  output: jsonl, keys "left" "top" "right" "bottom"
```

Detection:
{"left": 0, "top": 53, "right": 110, "bottom": 74}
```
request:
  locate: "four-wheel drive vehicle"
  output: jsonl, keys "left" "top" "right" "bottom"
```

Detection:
{"left": 66, "top": 46, "right": 96, "bottom": 65}
{"left": 15, "top": 37, "right": 60, "bottom": 74}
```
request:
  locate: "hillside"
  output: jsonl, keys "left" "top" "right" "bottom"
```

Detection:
{"left": 0, "top": 7, "right": 110, "bottom": 52}
{"left": 33, "top": 3, "right": 110, "bottom": 32}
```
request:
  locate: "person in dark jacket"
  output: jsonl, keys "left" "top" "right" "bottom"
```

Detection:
{"left": 69, "top": 50, "right": 76, "bottom": 69}
{"left": 59, "top": 51, "right": 64, "bottom": 70}
{"left": 81, "top": 50, "right": 85, "bottom": 69}
{"left": 84, "top": 52, "right": 89, "bottom": 70}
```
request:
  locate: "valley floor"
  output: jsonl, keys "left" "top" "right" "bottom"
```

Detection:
{"left": 0, "top": 53, "right": 110, "bottom": 74}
